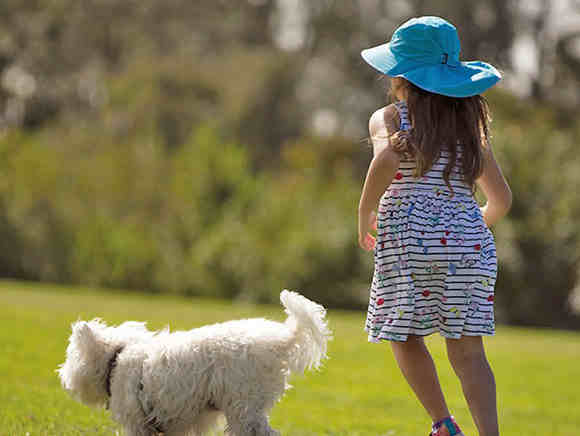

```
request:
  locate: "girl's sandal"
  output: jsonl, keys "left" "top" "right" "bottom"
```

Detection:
{"left": 429, "top": 416, "right": 463, "bottom": 436}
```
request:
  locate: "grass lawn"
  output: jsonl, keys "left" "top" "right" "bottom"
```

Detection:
{"left": 1, "top": 280, "right": 579, "bottom": 435}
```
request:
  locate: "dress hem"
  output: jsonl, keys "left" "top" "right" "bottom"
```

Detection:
{"left": 365, "top": 328, "right": 495, "bottom": 343}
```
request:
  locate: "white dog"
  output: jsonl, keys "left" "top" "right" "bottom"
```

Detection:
{"left": 58, "top": 290, "right": 331, "bottom": 436}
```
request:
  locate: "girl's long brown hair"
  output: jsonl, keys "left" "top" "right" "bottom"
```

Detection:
{"left": 389, "top": 78, "right": 491, "bottom": 193}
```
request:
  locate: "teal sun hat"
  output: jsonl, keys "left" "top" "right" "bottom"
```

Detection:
{"left": 361, "top": 16, "right": 501, "bottom": 97}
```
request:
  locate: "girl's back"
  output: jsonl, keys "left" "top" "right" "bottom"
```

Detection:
{"left": 388, "top": 101, "right": 473, "bottom": 198}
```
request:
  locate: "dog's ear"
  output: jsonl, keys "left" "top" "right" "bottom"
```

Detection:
{"left": 71, "top": 321, "right": 99, "bottom": 355}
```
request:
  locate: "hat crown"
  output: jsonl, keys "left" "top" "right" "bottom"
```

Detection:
{"left": 390, "top": 16, "right": 460, "bottom": 66}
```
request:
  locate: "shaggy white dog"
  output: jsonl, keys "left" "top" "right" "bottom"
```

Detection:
{"left": 58, "top": 290, "right": 331, "bottom": 436}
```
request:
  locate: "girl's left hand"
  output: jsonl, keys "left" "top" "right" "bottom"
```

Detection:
{"left": 389, "top": 130, "right": 414, "bottom": 158}
{"left": 358, "top": 210, "right": 377, "bottom": 251}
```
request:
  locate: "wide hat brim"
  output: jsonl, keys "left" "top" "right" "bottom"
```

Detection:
{"left": 361, "top": 42, "right": 501, "bottom": 98}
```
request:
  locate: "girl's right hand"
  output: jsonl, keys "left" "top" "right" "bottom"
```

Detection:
{"left": 358, "top": 210, "right": 377, "bottom": 251}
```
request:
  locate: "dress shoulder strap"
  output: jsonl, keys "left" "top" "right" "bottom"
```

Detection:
{"left": 394, "top": 101, "right": 411, "bottom": 131}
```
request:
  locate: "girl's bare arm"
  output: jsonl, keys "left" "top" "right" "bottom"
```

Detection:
{"left": 358, "top": 105, "right": 402, "bottom": 250}
{"left": 476, "top": 145, "right": 512, "bottom": 227}
{"left": 361, "top": 105, "right": 403, "bottom": 213}
{"left": 358, "top": 145, "right": 401, "bottom": 214}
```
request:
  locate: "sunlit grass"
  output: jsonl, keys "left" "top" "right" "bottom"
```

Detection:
{"left": 1, "top": 280, "right": 579, "bottom": 435}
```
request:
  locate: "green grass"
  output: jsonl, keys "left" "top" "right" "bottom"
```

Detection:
{"left": 1, "top": 280, "right": 579, "bottom": 435}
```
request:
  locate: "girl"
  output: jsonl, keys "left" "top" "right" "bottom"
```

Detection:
{"left": 357, "top": 17, "right": 512, "bottom": 436}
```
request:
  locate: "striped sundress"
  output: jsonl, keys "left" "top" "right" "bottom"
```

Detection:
{"left": 365, "top": 101, "right": 497, "bottom": 342}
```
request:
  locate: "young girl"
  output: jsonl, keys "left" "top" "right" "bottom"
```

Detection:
{"left": 357, "top": 17, "right": 512, "bottom": 436}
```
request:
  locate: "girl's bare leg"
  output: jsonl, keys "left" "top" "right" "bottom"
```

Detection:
{"left": 390, "top": 336, "right": 452, "bottom": 425}
{"left": 446, "top": 336, "right": 499, "bottom": 436}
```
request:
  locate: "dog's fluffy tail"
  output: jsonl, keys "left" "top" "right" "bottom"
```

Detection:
{"left": 280, "top": 290, "right": 331, "bottom": 374}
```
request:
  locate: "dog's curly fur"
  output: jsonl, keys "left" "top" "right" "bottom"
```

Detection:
{"left": 58, "top": 290, "right": 331, "bottom": 436}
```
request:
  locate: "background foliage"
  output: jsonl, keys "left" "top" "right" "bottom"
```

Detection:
{"left": 0, "top": 0, "right": 579, "bottom": 328}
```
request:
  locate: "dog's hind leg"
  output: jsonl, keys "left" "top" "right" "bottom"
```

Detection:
{"left": 223, "top": 408, "right": 279, "bottom": 436}
{"left": 244, "top": 415, "right": 280, "bottom": 436}
{"left": 161, "top": 409, "right": 224, "bottom": 436}
{"left": 123, "top": 425, "right": 158, "bottom": 436}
